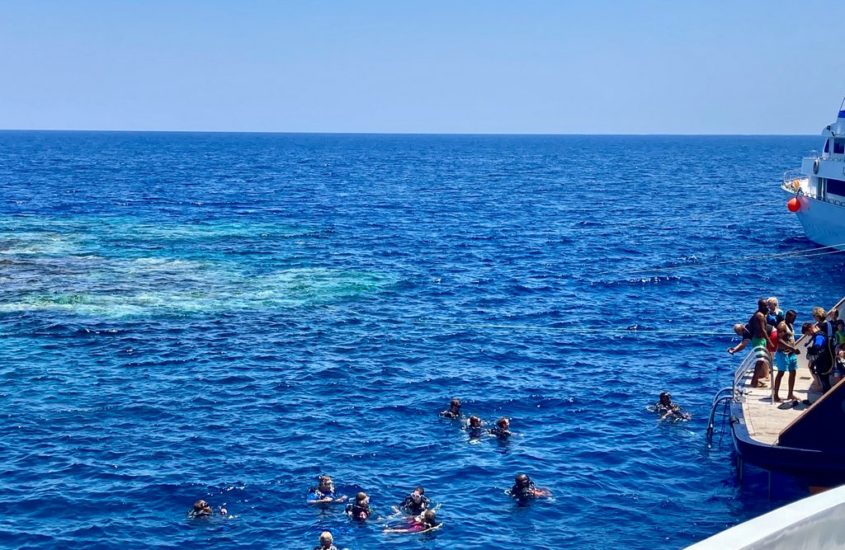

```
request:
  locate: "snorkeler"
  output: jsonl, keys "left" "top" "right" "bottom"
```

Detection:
{"left": 346, "top": 491, "right": 371, "bottom": 521}
{"left": 307, "top": 475, "right": 348, "bottom": 504}
{"left": 440, "top": 398, "right": 462, "bottom": 419}
{"left": 314, "top": 531, "right": 338, "bottom": 550}
{"left": 489, "top": 417, "right": 511, "bottom": 438}
{"left": 384, "top": 509, "right": 441, "bottom": 534}
{"left": 509, "top": 473, "right": 551, "bottom": 500}
{"left": 654, "top": 392, "right": 691, "bottom": 421}
{"left": 188, "top": 499, "right": 227, "bottom": 518}
{"left": 398, "top": 486, "right": 430, "bottom": 516}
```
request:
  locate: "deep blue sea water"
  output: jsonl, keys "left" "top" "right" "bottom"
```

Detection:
{"left": 0, "top": 131, "right": 843, "bottom": 549}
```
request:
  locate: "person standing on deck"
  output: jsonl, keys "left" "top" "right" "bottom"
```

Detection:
{"left": 803, "top": 322, "right": 834, "bottom": 395}
{"left": 773, "top": 310, "right": 799, "bottom": 402}
{"left": 767, "top": 297, "right": 785, "bottom": 329}
{"left": 728, "top": 300, "right": 773, "bottom": 387}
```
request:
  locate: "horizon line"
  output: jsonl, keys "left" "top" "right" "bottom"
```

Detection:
{"left": 0, "top": 128, "right": 819, "bottom": 138}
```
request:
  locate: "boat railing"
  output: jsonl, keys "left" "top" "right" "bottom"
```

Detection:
{"left": 732, "top": 351, "right": 757, "bottom": 398}
{"left": 782, "top": 169, "right": 806, "bottom": 192}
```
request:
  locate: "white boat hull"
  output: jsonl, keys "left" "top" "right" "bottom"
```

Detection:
{"left": 687, "top": 484, "right": 845, "bottom": 549}
{"left": 784, "top": 189, "right": 845, "bottom": 250}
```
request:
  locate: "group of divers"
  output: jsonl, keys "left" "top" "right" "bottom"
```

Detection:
{"left": 185, "top": 398, "right": 577, "bottom": 549}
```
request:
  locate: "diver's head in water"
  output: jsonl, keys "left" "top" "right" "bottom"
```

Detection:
{"left": 449, "top": 398, "right": 461, "bottom": 413}
{"left": 192, "top": 499, "right": 212, "bottom": 517}
{"left": 659, "top": 392, "right": 672, "bottom": 407}
{"left": 410, "top": 486, "right": 424, "bottom": 502}
{"left": 515, "top": 473, "right": 531, "bottom": 487}
{"left": 317, "top": 475, "right": 334, "bottom": 493}
{"left": 422, "top": 509, "right": 438, "bottom": 528}
{"left": 319, "top": 531, "right": 334, "bottom": 549}
{"left": 356, "top": 492, "right": 369, "bottom": 506}
{"left": 468, "top": 416, "right": 482, "bottom": 428}
{"left": 497, "top": 417, "right": 510, "bottom": 430}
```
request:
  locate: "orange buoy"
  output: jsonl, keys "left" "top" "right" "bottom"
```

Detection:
{"left": 787, "top": 197, "right": 800, "bottom": 212}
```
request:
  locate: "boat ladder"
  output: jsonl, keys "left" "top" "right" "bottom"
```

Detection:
{"left": 705, "top": 387, "right": 734, "bottom": 448}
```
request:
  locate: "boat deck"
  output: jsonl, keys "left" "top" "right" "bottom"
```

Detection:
{"left": 740, "top": 364, "right": 824, "bottom": 445}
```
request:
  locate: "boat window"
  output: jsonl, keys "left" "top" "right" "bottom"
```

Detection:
{"left": 824, "top": 139, "right": 830, "bottom": 153}
{"left": 827, "top": 178, "right": 845, "bottom": 196}
{"left": 835, "top": 139, "right": 845, "bottom": 154}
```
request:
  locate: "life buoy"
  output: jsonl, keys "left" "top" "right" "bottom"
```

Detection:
{"left": 813, "top": 158, "right": 820, "bottom": 174}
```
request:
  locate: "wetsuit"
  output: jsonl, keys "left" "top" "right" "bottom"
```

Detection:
{"left": 809, "top": 332, "right": 833, "bottom": 392}
{"left": 510, "top": 482, "right": 537, "bottom": 500}
{"left": 313, "top": 546, "right": 338, "bottom": 550}
{"left": 655, "top": 402, "right": 690, "bottom": 420}
{"left": 440, "top": 409, "right": 461, "bottom": 419}
{"left": 767, "top": 309, "right": 785, "bottom": 329}
{"left": 346, "top": 503, "right": 370, "bottom": 521}
{"left": 400, "top": 494, "right": 430, "bottom": 516}
{"left": 489, "top": 426, "right": 511, "bottom": 437}
{"left": 308, "top": 488, "right": 336, "bottom": 502}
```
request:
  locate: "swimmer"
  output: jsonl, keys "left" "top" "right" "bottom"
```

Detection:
{"left": 398, "top": 486, "right": 430, "bottom": 516}
{"left": 307, "top": 475, "right": 348, "bottom": 504}
{"left": 384, "top": 509, "right": 441, "bottom": 534}
{"left": 314, "top": 531, "right": 338, "bottom": 550}
{"left": 489, "top": 417, "right": 511, "bottom": 438}
{"left": 440, "top": 398, "right": 462, "bottom": 419}
{"left": 654, "top": 392, "right": 690, "bottom": 421}
{"left": 509, "top": 473, "right": 551, "bottom": 500}
{"left": 346, "top": 491, "right": 371, "bottom": 521}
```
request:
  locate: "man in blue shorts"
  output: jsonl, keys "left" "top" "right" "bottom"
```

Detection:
{"left": 773, "top": 310, "right": 799, "bottom": 403}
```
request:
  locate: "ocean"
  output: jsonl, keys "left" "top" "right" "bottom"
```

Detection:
{"left": 0, "top": 131, "right": 842, "bottom": 549}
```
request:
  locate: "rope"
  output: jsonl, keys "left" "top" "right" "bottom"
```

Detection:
{"left": 598, "top": 243, "right": 845, "bottom": 278}
{"left": 407, "top": 317, "right": 729, "bottom": 337}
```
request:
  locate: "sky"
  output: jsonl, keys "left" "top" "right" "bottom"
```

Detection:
{"left": 1, "top": 0, "right": 843, "bottom": 134}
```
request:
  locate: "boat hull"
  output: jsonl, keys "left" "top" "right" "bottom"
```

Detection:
{"left": 786, "top": 190, "right": 845, "bottom": 250}
{"left": 731, "top": 401, "right": 845, "bottom": 479}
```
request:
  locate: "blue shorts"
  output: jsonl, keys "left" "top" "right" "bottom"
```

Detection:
{"left": 774, "top": 351, "right": 797, "bottom": 373}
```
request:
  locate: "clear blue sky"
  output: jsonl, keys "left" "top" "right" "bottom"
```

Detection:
{"left": 1, "top": 1, "right": 843, "bottom": 134}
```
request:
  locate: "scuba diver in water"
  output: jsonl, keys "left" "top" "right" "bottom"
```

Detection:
{"left": 384, "top": 509, "right": 440, "bottom": 533}
{"left": 465, "top": 415, "right": 484, "bottom": 439}
{"left": 509, "top": 473, "right": 551, "bottom": 501}
{"left": 346, "top": 491, "right": 371, "bottom": 521}
{"left": 440, "top": 398, "right": 462, "bottom": 419}
{"left": 654, "top": 392, "right": 691, "bottom": 421}
{"left": 307, "top": 475, "right": 348, "bottom": 504}
{"left": 398, "top": 486, "right": 430, "bottom": 516}
{"left": 489, "top": 417, "right": 511, "bottom": 438}
{"left": 188, "top": 499, "right": 227, "bottom": 518}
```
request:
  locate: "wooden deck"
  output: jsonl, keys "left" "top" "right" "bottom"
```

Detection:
{"left": 740, "top": 363, "right": 823, "bottom": 445}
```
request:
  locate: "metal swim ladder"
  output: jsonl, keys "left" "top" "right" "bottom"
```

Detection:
{"left": 705, "top": 387, "right": 734, "bottom": 447}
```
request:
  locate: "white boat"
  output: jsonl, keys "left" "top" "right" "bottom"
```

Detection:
{"left": 687, "top": 483, "right": 845, "bottom": 549}
{"left": 782, "top": 99, "right": 845, "bottom": 249}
